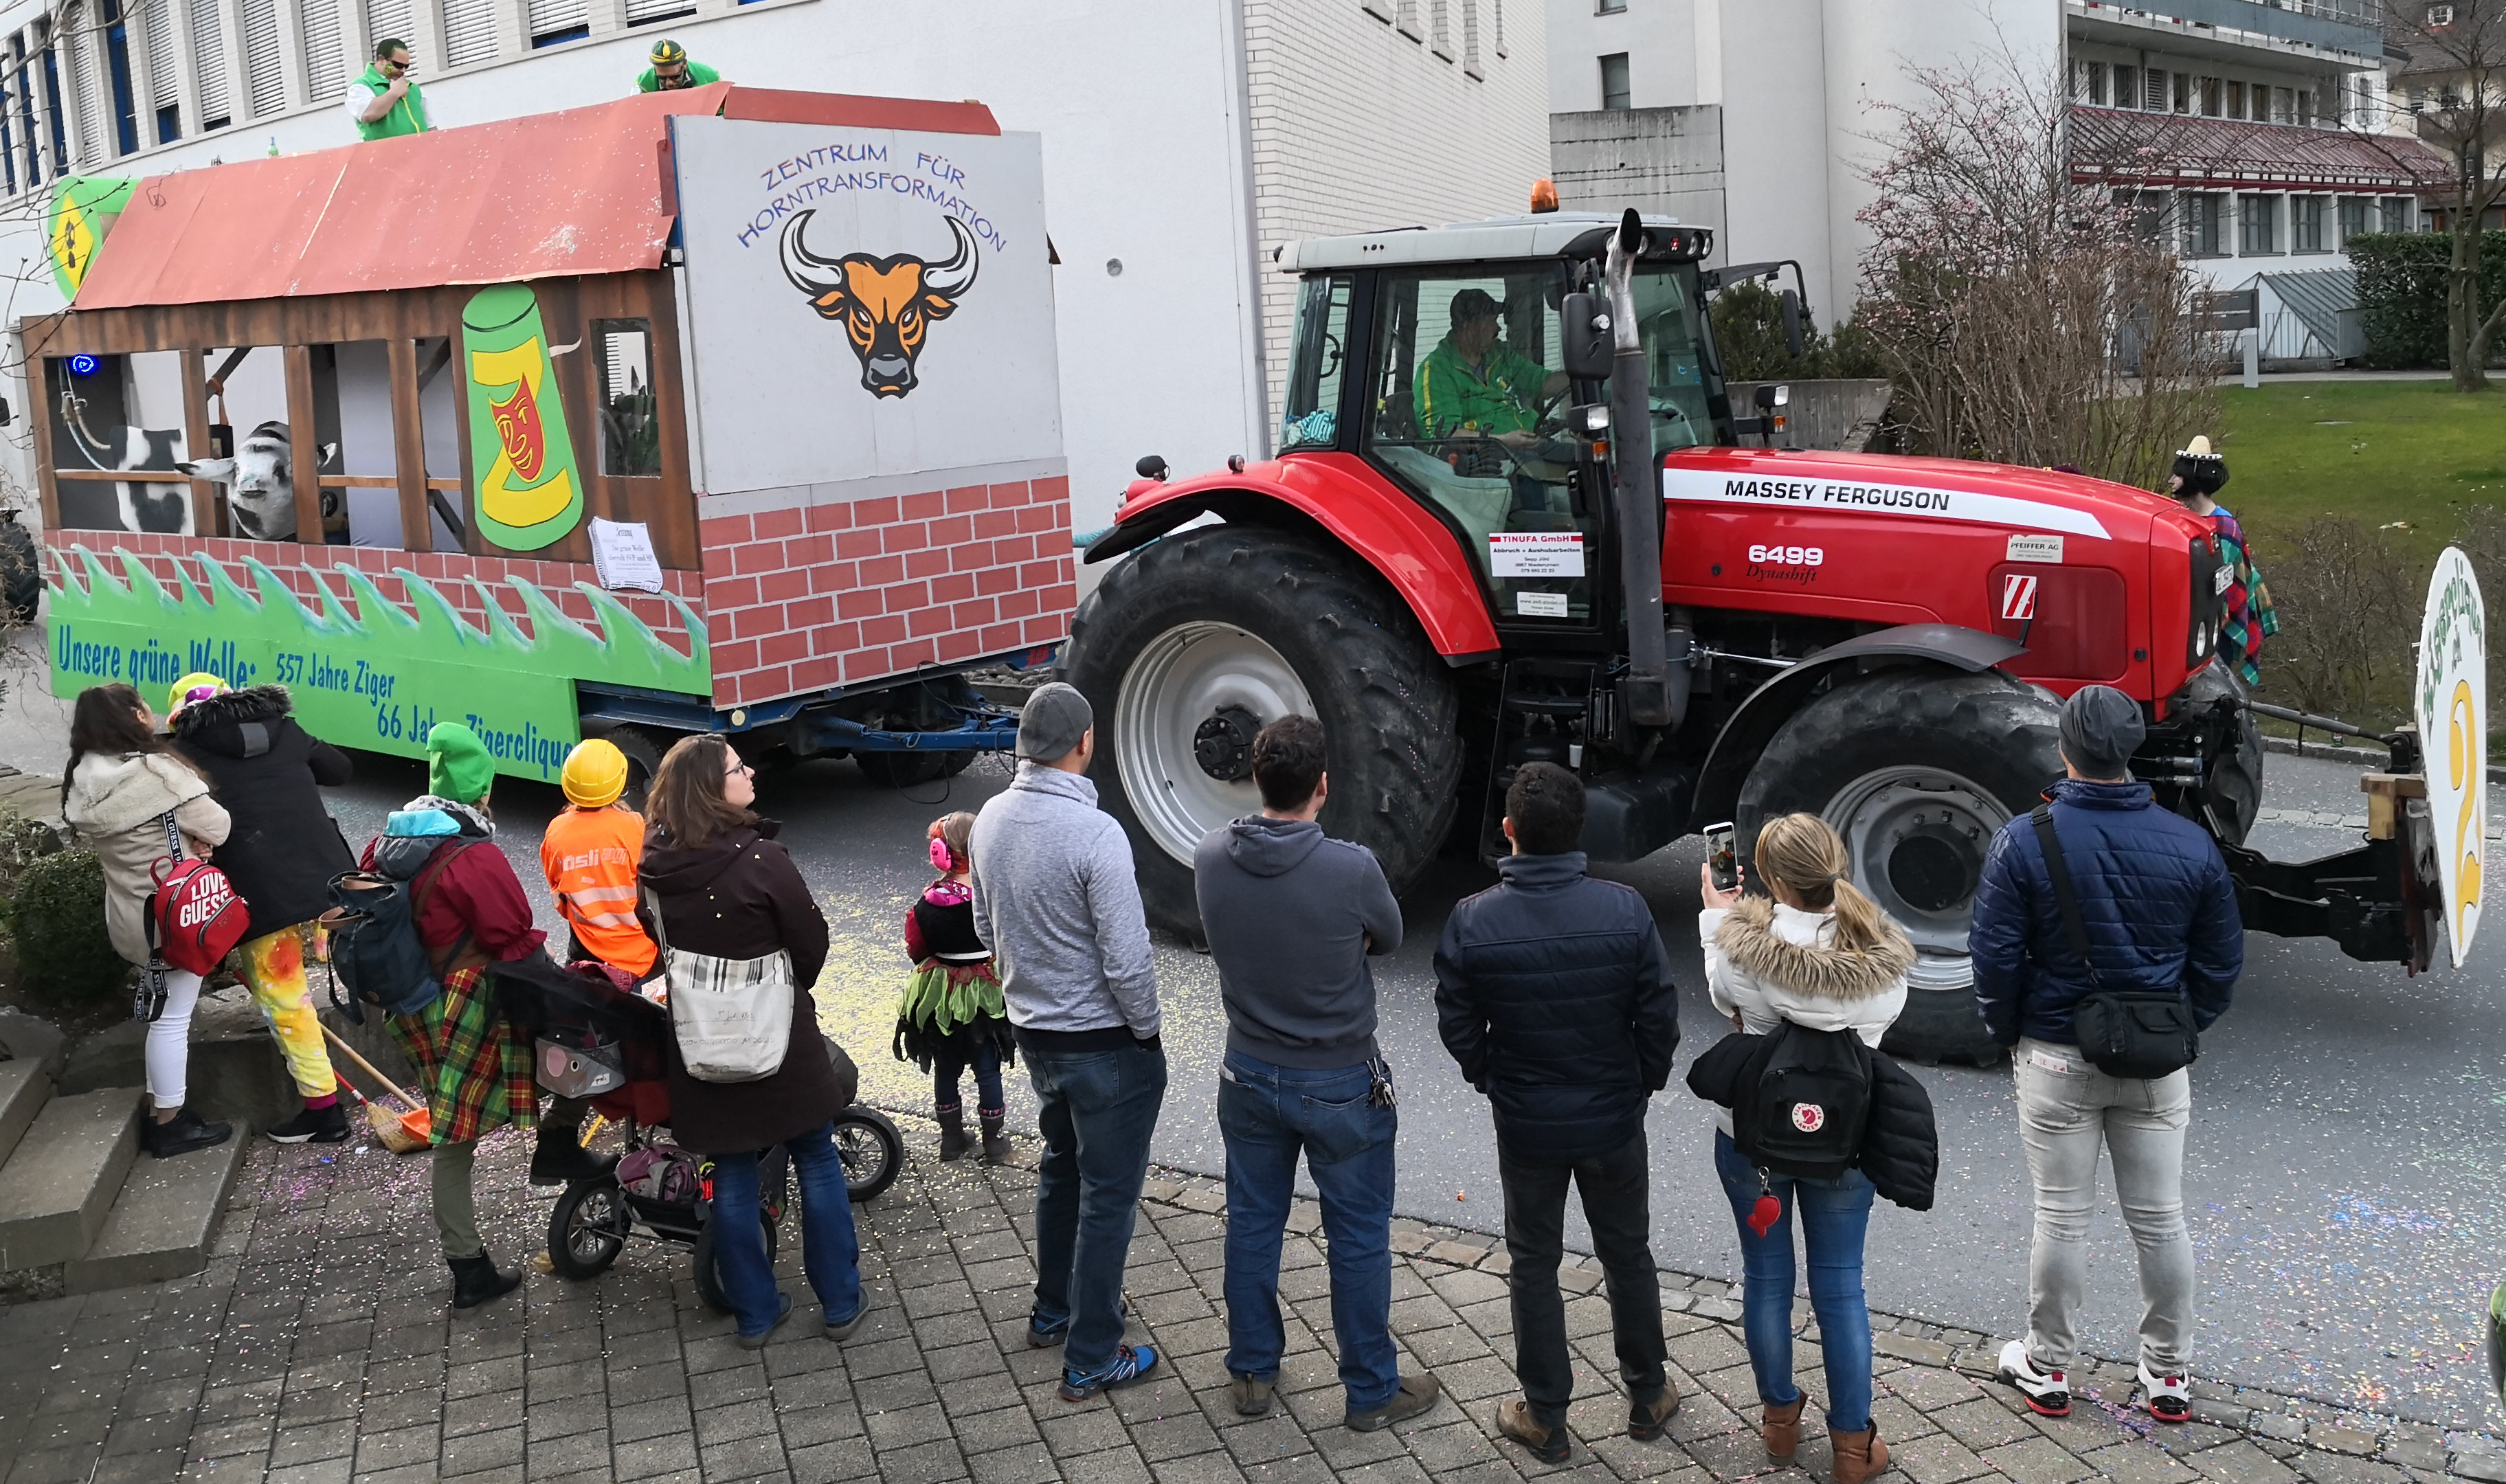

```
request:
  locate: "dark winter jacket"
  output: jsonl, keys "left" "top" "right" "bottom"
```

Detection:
{"left": 168, "top": 684, "right": 354, "bottom": 934}
{"left": 641, "top": 819, "right": 847, "bottom": 1154}
{"left": 1433, "top": 851, "right": 1680, "bottom": 1160}
{"left": 1686, "top": 1028, "right": 1939, "bottom": 1211}
{"left": 1194, "top": 814, "right": 1403, "bottom": 1070}
{"left": 1970, "top": 778, "right": 2241, "bottom": 1047}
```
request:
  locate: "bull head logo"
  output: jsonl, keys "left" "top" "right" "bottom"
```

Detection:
{"left": 780, "top": 210, "right": 980, "bottom": 399}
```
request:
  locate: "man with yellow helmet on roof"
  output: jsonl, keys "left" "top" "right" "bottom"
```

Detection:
{"left": 636, "top": 38, "right": 721, "bottom": 92}
{"left": 540, "top": 738, "right": 657, "bottom": 978}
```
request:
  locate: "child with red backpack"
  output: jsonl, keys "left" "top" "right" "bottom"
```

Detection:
{"left": 62, "top": 684, "right": 235, "bottom": 1160}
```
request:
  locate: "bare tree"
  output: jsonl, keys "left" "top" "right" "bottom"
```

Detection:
{"left": 2388, "top": 0, "right": 2506, "bottom": 389}
{"left": 1853, "top": 60, "right": 2219, "bottom": 489}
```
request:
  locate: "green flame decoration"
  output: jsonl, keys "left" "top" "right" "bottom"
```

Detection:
{"left": 48, "top": 546, "right": 710, "bottom": 781}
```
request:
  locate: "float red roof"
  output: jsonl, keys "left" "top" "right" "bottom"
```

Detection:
{"left": 70, "top": 85, "right": 1000, "bottom": 310}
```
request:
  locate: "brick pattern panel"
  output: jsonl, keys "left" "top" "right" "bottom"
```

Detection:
{"left": 42, "top": 531, "right": 705, "bottom": 660}
{"left": 699, "top": 477, "right": 1075, "bottom": 709}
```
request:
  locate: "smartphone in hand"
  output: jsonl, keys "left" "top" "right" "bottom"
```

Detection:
{"left": 1705, "top": 821, "right": 1738, "bottom": 892}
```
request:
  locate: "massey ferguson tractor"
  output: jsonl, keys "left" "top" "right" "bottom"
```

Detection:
{"left": 1064, "top": 210, "right": 2465, "bottom": 1065}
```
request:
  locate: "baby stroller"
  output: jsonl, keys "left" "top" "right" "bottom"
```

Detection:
{"left": 496, "top": 955, "right": 904, "bottom": 1310}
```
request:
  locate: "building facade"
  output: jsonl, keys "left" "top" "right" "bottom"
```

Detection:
{"left": 1547, "top": 0, "right": 2446, "bottom": 362}
{"left": 0, "top": 0, "right": 1546, "bottom": 538}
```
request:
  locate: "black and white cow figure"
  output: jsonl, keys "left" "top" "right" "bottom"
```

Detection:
{"left": 58, "top": 417, "right": 190, "bottom": 534}
{"left": 176, "top": 421, "right": 342, "bottom": 543}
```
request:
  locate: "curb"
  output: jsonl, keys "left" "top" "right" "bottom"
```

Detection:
{"left": 2265, "top": 735, "right": 2390, "bottom": 767}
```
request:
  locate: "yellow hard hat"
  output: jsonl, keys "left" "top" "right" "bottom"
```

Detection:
{"left": 649, "top": 38, "right": 686, "bottom": 65}
{"left": 168, "top": 672, "right": 227, "bottom": 716}
{"left": 562, "top": 739, "right": 629, "bottom": 809}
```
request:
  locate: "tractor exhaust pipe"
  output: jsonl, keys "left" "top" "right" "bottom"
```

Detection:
{"left": 1606, "top": 209, "right": 1674, "bottom": 728}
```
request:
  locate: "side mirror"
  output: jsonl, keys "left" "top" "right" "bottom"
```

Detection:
{"left": 1560, "top": 292, "right": 1613, "bottom": 380}
{"left": 1136, "top": 454, "right": 1169, "bottom": 482}
{"left": 1779, "top": 289, "right": 1806, "bottom": 360}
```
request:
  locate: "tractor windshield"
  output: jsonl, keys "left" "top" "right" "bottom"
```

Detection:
{"left": 1629, "top": 265, "right": 1716, "bottom": 458}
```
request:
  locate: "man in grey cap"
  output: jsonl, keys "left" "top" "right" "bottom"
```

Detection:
{"left": 1969, "top": 684, "right": 2240, "bottom": 1428}
{"left": 968, "top": 682, "right": 1166, "bottom": 1401}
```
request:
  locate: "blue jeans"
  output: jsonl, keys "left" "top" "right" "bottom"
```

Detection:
{"left": 1216, "top": 1051, "right": 1399, "bottom": 1412}
{"left": 1712, "top": 1129, "right": 1875, "bottom": 1432}
{"left": 1026, "top": 1037, "right": 1167, "bottom": 1377}
{"left": 710, "top": 1121, "right": 863, "bottom": 1340}
{"left": 934, "top": 1043, "right": 1005, "bottom": 1111}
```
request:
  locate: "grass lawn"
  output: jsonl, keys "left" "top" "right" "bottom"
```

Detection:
{"left": 2213, "top": 379, "right": 2506, "bottom": 565}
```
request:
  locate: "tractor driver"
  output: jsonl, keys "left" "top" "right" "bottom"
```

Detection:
{"left": 637, "top": 38, "right": 722, "bottom": 91}
{"left": 1415, "top": 289, "right": 1569, "bottom": 450}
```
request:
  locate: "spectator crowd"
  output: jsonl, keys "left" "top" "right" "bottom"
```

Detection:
{"left": 57, "top": 671, "right": 2242, "bottom": 1476}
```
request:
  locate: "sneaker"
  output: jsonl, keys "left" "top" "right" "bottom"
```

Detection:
{"left": 1998, "top": 1339, "right": 2072, "bottom": 1418}
{"left": 2139, "top": 1362, "right": 2191, "bottom": 1423}
{"left": 1229, "top": 1372, "right": 1277, "bottom": 1417}
{"left": 266, "top": 1103, "right": 350, "bottom": 1145}
{"left": 825, "top": 1302, "right": 869, "bottom": 1342}
{"left": 142, "top": 1108, "right": 233, "bottom": 1160}
{"left": 1059, "top": 1344, "right": 1159, "bottom": 1402}
{"left": 1347, "top": 1372, "right": 1441, "bottom": 1432}
{"left": 1027, "top": 1294, "right": 1133, "bottom": 1348}
{"left": 736, "top": 1292, "right": 794, "bottom": 1350}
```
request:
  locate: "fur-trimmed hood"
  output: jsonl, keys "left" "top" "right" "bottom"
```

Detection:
{"left": 168, "top": 684, "right": 293, "bottom": 758}
{"left": 1714, "top": 896, "right": 1914, "bottom": 1001}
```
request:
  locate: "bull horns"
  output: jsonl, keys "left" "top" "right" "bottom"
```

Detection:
{"left": 777, "top": 210, "right": 982, "bottom": 300}
{"left": 780, "top": 209, "right": 843, "bottom": 299}
{"left": 922, "top": 216, "right": 979, "bottom": 300}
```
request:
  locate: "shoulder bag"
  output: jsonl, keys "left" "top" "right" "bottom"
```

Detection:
{"left": 2030, "top": 804, "right": 2199, "bottom": 1080}
{"left": 642, "top": 870, "right": 792, "bottom": 1085}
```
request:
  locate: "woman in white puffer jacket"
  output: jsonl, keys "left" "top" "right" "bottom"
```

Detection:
{"left": 1698, "top": 813, "right": 1912, "bottom": 1484}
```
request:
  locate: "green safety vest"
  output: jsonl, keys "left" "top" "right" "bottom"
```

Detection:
{"left": 1415, "top": 337, "right": 1547, "bottom": 438}
{"left": 636, "top": 60, "right": 722, "bottom": 93}
{"left": 353, "top": 66, "right": 429, "bottom": 141}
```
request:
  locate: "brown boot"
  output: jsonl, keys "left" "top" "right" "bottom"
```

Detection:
{"left": 1496, "top": 1397, "right": 1572, "bottom": 1465}
{"left": 978, "top": 1108, "right": 1011, "bottom": 1164}
{"left": 1763, "top": 1396, "right": 1806, "bottom": 1460}
{"left": 936, "top": 1105, "right": 971, "bottom": 1162}
{"left": 1629, "top": 1373, "right": 1682, "bottom": 1439}
{"left": 1832, "top": 1424, "right": 1890, "bottom": 1484}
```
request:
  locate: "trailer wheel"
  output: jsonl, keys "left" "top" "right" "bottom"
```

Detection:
{"left": 603, "top": 726, "right": 667, "bottom": 813}
{"left": 1064, "top": 525, "right": 1461, "bottom": 935}
{"left": 1737, "top": 668, "right": 2062, "bottom": 1068}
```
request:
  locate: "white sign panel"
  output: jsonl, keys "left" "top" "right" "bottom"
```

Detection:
{"left": 1489, "top": 531, "right": 1585, "bottom": 578}
{"left": 670, "top": 116, "right": 1062, "bottom": 496}
{"left": 1662, "top": 466, "right": 2112, "bottom": 541}
{"left": 2415, "top": 546, "right": 2487, "bottom": 967}
{"left": 2006, "top": 534, "right": 2064, "bottom": 563}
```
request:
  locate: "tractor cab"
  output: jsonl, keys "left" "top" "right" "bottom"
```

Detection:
{"left": 1274, "top": 214, "right": 1724, "bottom": 636}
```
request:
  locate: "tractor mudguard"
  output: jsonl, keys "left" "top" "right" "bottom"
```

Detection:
{"left": 1084, "top": 453, "right": 1501, "bottom": 664}
{"left": 1688, "top": 622, "right": 2030, "bottom": 833}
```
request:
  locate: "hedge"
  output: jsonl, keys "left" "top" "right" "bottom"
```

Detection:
{"left": 2348, "top": 231, "right": 2506, "bottom": 370}
{"left": 12, "top": 848, "right": 131, "bottom": 1011}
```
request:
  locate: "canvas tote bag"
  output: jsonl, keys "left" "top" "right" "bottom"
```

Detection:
{"left": 643, "top": 884, "right": 792, "bottom": 1084}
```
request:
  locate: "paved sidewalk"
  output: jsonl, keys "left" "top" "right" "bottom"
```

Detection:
{"left": 1, "top": 1117, "right": 2500, "bottom": 1484}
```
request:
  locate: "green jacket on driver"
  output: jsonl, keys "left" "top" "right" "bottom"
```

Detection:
{"left": 1415, "top": 335, "right": 1549, "bottom": 440}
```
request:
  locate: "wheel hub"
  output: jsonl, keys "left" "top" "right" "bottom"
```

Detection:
{"left": 1193, "top": 706, "right": 1261, "bottom": 782}
{"left": 1822, "top": 766, "right": 2010, "bottom": 992}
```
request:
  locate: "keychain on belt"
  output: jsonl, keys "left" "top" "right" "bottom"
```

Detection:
{"left": 1367, "top": 1057, "right": 1397, "bottom": 1110}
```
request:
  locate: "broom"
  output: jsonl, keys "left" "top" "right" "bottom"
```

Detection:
{"left": 319, "top": 1023, "right": 434, "bottom": 1153}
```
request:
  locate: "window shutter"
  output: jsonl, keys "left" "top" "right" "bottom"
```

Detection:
{"left": 239, "top": 0, "right": 281, "bottom": 115}
{"left": 526, "top": 0, "right": 588, "bottom": 40}
{"left": 361, "top": 0, "right": 411, "bottom": 57}
{"left": 441, "top": 0, "right": 497, "bottom": 66}
{"left": 190, "top": 0, "right": 228, "bottom": 120}
{"left": 61, "top": 5, "right": 107, "bottom": 165}
{"left": 625, "top": 0, "right": 693, "bottom": 26}
{"left": 142, "top": 0, "right": 175, "bottom": 112}
{"left": 302, "top": 0, "right": 344, "bottom": 104}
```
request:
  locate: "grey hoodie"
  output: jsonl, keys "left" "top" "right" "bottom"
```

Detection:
{"left": 969, "top": 762, "right": 1160, "bottom": 1039}
{"left": 1193, "top": 815, "right": 1402, "bottom": 1070}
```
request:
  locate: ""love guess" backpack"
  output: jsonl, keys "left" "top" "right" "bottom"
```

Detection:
{"left": 147, "top": 811, "right": 250, "bottom": 978}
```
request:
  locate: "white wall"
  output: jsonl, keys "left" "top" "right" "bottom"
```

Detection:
{"left": 0, "top": 0, "right": 1266, "bottom": 542}
{"left": 1546, "top": 0, "right": 1705, "bottom": 110}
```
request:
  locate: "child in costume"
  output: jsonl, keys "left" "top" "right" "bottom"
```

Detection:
{"left": 540, "top": 738, "right": 658, "bottom": 981}
{"left": 2170, "top": 434, "right": 2279, "bottom": 687}
{"left": 893, "top": 811, "right": 1014, "bottom": 1163}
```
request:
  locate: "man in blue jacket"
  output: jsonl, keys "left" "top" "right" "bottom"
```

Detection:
{"left": 1969, "top": 684, "right": 2240, "bottom": 1429}
{"left": 1435, "top": 763, "right": 1681, "bottom": 1464}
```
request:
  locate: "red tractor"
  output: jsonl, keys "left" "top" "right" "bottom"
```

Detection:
{"left": 1065, "top": 210, "right": 2441, "bottom": 1064}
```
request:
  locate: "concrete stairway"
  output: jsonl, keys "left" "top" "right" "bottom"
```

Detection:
{"left": 0, "top": 1021, "right": 243, "bottom": 1298}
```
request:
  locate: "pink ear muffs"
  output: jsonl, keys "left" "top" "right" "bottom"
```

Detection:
{"left": 929, "top": 836, "right": 956, "bottom": 873}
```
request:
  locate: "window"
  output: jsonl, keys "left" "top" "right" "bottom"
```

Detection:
{"left": 2382, "top": 196, "right": 2412, "bottom": 232}
{"left": 102, "top": 0, "right": 138, "bottom": 157}
{"left": 2184, "top": 192, "right": 2225, "bottom": 256}
{"left": 1597, "top": 0, "right": 1624, "bottom": 11}
{"left": 2129, "top": 190, "right": 2173, "bottom": 245}
{"left": 1599, "top": 52, "right": 1630, "bottom": 109}
{"left": 2429, "top": 3, "right": 2454, "bottom": 23}
{"left": 594, "top": 320, "right": 660, "bottom": 477}
{"left": 2173, "top": 70, "right": 2191, "bottom": 113}
{"left": 190, "top": 0, "right": 229, "bottom": 125}
{"left": 2073, "top": 59, "right": 2105, "bottom": 103}
{"left": 2113, "top": 65, "right": 2138, "bottom": 109}
{"left": 2270, "top": 86, "right": 2292, "bottom": 123}
{"left": 2086, "top": 61, "right": 2106, "bottom": 105}
{"left": 2293, "top": 195, "right": 2327, "bottom": 252}
{"left": 2143, "top": 67, "right": 2164, "bottom": 110}
{"left": 2201, "top": 76, "right": 2222, "bottom": 116}
{"left": 2240, "top": 194, "right": 2278, "bottom": 254}
{"left": 2296, "top": 88, "right": 2314, "bottom": 125}
{"left": 1280, "top": 276, "right": 1352, "bottom": 452}
{"left": 2338, "top": 196, "right": 2369, "bottom": 243}
{"left": 2227, "top": 80, "right": 2246, "bottom": 118}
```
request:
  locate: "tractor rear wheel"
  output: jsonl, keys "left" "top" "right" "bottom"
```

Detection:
{"left": 1063, "top": 525, "right": 1461, "bottom": 935}
{"left": 1736, "top": 667, "right": 2063, "bottom": 1068}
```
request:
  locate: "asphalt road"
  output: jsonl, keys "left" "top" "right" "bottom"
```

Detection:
{"left": 4, "top": 658, "right": 2497, "bottom": 1426}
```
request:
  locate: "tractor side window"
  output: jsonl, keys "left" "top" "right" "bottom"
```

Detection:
{"left": 1363, "top": 266, "right": 1593, "bottom": 626}
{"left": 1280, "top": 276, "right": 1350, "bottom": 452}
{"left": 1629, "top": 266, "right": 1715, "bottom": 458}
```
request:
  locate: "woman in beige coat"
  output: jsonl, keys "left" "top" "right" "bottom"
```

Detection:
{"left": 62, "top": 683, "right": 234, "bottom": 1158}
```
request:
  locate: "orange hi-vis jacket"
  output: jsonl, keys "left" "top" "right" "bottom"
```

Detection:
{"left": 540, "top": 805, "right": 658, "bottom": 977}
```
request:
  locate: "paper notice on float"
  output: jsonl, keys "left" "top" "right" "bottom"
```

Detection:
{"left": 588, "top": 517, "right": 666, "bottom": 593}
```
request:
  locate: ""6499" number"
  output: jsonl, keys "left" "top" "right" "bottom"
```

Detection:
{"left": 1747, "top": 544, "right": 1824, "bottom": 567}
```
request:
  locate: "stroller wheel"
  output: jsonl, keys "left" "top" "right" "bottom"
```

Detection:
{"left": 692, "top": 1212, "right": 779, "bottom": 1315}
{"left": 834, "top": 1107, "right": 904, "bottom": 1202}
{"left": 548, "top": 1178, "right": 629, "bottom": 1281}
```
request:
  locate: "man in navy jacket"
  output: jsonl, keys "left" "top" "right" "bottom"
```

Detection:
{"left": 1969, "top": 684, "right": 2240, "bottom": 1429}
{"left": 1435, "top": 763, "right": 1681, "bottom": 1464}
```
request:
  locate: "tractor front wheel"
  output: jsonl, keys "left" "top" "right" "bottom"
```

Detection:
{"left": 1062, "top": 525, "right": 1461, "bottom": 936}
{"left": 1737, "top": 668, "right": 2063, "bottom": 1068}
